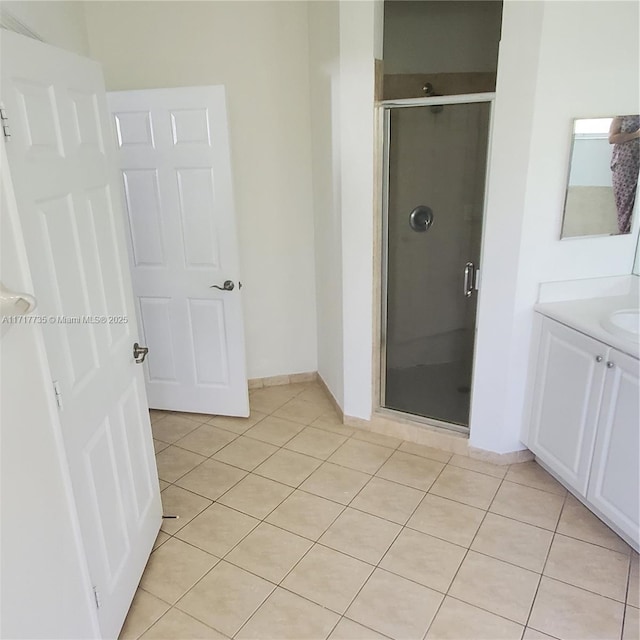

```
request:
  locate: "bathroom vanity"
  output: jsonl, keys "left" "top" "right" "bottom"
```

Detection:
{"left": 523, "top": 292, "right": 639, "bottom": 550}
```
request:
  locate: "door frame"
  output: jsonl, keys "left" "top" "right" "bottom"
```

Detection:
{"left": 374, "top": 92, "right": 496, "bottom": 435}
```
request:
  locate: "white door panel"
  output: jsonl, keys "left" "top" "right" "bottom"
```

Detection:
{"left": 1, "top": 31, "right": 161, "bottom": 638}
{"left": 108, "top": 87, "right": 249, "bottom": 416}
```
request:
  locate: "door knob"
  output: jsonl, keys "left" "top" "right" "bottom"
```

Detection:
{"left": 133, "top": 342, "right": 149, "bottom": 364}
{"left": 210, "top": 280, "right": 235, "bottom": 291}
{"left": 409, "top": 205, "right": 434, "bottom": 232}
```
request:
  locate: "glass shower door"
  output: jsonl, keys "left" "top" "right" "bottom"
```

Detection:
{"left": 382, "top": 101, "right": 491, "bottom": 428}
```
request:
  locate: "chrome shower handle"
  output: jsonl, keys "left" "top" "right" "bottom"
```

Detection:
{"left": 463, "top": 262, "right": 475, "bottom": 298}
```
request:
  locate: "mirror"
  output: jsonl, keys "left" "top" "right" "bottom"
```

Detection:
{"left": 561, "top": 116, "right": 639, "bottom": 239}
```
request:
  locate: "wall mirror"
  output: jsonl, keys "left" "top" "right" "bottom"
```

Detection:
{"left": 561, "top": 116, "right": 639, "bottom": 239}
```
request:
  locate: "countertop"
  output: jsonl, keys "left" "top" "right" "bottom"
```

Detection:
{"left": 535, "top": 293, "right": 639, "bottom": 359}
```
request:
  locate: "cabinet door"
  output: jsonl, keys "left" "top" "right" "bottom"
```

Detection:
{"left": 528, "top": 318, "right": 607, "bottom": 494}
{"left": 587, "top": 349, "right": 639, "bottom": 546}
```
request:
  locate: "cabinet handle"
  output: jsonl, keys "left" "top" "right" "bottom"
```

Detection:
{"left": 595, "top": 355, "right": 603, "bottom": 363}
{"left": 606, "top": 361, "right": 615, "bottom": 369}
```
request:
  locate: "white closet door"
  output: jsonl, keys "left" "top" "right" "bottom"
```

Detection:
{"left": 1, "top": 30, "right": 161, "bottom": 638}
{"left": 108, "top": 87, "right": 249, "bottom": 417}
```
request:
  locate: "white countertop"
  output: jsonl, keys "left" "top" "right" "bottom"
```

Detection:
{"left": 535, "top": 293, "right": 639, "bottom": 359}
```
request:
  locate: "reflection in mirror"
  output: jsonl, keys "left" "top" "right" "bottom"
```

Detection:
{"left": 561, "top": 116, "right": 640, "bottom": 239}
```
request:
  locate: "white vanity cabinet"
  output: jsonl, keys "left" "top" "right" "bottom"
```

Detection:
{"left": 526, "top": 314, "right": 639, "bottom": 548}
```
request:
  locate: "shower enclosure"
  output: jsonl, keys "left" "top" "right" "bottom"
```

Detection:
{"left": 381, "top": 95, "right": 492, "bottom": 430}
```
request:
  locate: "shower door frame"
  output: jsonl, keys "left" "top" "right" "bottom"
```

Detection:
{"left": 376, "top": 92, "right": 496, "bottom": 434}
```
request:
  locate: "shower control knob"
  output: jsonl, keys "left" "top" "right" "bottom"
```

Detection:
{"left": 595, "top": 355, "right": 603, "bottom": 363}
{"left": 606, "top": 361, "right": 615, "bottom": 369}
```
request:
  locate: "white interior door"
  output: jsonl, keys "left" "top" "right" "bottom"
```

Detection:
{"left": 1, "top": 31, "right": 161, "bottom": 638}
{"left": 107, "top": 87, "right": 249, "bottom": 417}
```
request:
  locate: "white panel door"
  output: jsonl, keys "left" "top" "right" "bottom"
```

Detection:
{"left": 587, "top": 349, "right": 640, "bottom": 546}
{"left": 107, "top": 87, "right": 249, "bottom": 417}
{"left": 1, "top": 31, "right": 161, "bottom": 638}
{"left": 528, "top": 317, "right": 607, "bottom": 494}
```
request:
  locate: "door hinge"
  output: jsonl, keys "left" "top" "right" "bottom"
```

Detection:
{"left": 52, "top": 380, "right": 63, "bottom": 410}
{"left": 0, "top": 108, "right": 10, "bottom": 139}
{"left": 92, "top": 586, "right": 101, "bottom": 610}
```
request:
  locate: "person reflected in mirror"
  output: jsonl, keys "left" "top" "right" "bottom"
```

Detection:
{"left": 609, "top": 115, "right": 640, "bottom": 234}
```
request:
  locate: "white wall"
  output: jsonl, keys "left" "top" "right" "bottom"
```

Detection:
{"left": 308, "top": 1, "right": 344, "bottom": 405}
{"left": 1, "top": 148, "right": 98, "bottom": 639}
{"left": 471, "top": 0, "right": 640, "bottom": 453}
{"left": 383, "top": 0, "right": 502, "bottom": 75}
{"left": 84, "top": 1, "right": 318, "bottom": 380}
{"left": 0, "top": 0, "right": 89, "bottom": 55}
{"left": 338, "top": 0, "right": 377, "bottom": 419}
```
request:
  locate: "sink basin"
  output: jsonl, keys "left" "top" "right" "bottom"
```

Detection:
{"left": 601, "top": 308, "right": 640, "bottom": 342}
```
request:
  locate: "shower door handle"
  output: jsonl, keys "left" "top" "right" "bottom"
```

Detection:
{"left": 463, "top": 262, "right": 476, "bottom": 298}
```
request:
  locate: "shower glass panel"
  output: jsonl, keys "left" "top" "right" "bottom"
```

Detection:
{"left": 383, "top": 101, "right": 491, "bottom": 429}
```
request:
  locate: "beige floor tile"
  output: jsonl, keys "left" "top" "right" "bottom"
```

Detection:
{"left": 351, "top": 429, "right": 402, "bottom": 449}
{"left": 152, "top": 531, "right": 171, "bottom": 551}
{"left": 157, "top": 479, "right": 170, "bottom": 492}
{"left": 176, "top": 503, "right": 259, "bottom": 558}
{"left": 505, "top": 461, "right": 566, "bottom": 496}
{"left": 244, "top": 415, "right": 305, "bottom": 446}
{"left": 529, "top": 577, "right": 624, "bottom": 640}
{"left": 557, "top": 493, "right": 632, "bottom": 554}
{"left": 471, "top": 513, "right": 553, "bottom": 572}
{"left": 140, "top": 609, "right": 227, "bottom": 639}
{"left": 174, "top": 425, "right": 237, "bottom": 457}
{"left": 217, "top": 474, "right": 293, "bottom": 519}
{"left": 139, "top": 538, "right": 218, "bottom": 604}
{"left": 407, "top": 493, "right": 485, "bottom": 547}
{"left": 376, "top": 451, "right": 444, "bottom": 491}
{"left": 236, "top": 587, "right": 340, "bottom": 640}
{"left": 351, "top": 476, "right": 424, "bottom": 524}
{"left": 284, "top": 426, "right": 347, "bottom": 460}
{"left": 249, "top": 387, "right": 299, "bottom": 414}
{"left": 328, "top": 618, "right": 388, "bottom": 640}
{"left": 273, "top": 397, "right": 328, "bottom": 425}
{"left": 212, "top": 436, "right": 278, "bottom": 471}
{"left": 429, "top": 465, "right": 501, "bottom": 510}
{"left": 425, "top": 597, "right": 523, "bottom": 640}
{"left": 175, "top": 459, "right": 247, "bottom": 500}
{"left": 119, "top": 589, "right": 170, "bottom": 640}
{"left": 160, "top": 485, "right": 212, "bottom": 535}
{"left": 398, "top": 441, "right": 452, "bottom": 464}
{"left": 296, "top": 386, "right": 334, "bottom": 409}
{"left": 149, "top": 409, "right": 169, "bottom": 424}
{"left": 253, "top": 448, "right": 322, "bottom": 487}
{"left": 629, "top": 554, "right": 639, "bottom": 608}
{"left": 171, "top": 411, "right": 215, "bottom": 424}
{"left": 153, "top": 439, "right": 169, "bottom": 454}
{"left": 300, "top": 462, "right": 371, "bottom": 505}
{"left": 522, "top": 628, "right": 558, "bottom": 640}
{"left": 282, "top": 544, "right": 374, "bottom": 614}
{"left": 319, "top": 507, "right": 401, "bottom": 565}
{"left": 226, "top": 522, "right": 313, "bottom": 583}
{"left": 328, "top": 439, "right": 393, "bottom": 474}
{"left": 177, "top": 561, "right": 274, "bottom": 637}
{"left": 155, "top": 446, "right": 206, "bottom": 483}
{"left": 449, "top": 454, "right": 508, "bottom": 479}
{"left": 449, "top": 550, "right": 540, "bottom": 624}
{"left": 266, "top": 490, "right": 344, "bottom": 540}
{"left": 490, "top": 481, "right": 564, "bottom": 530}
{"left": 623, "top": 605, "right": 639, "bottom": 640}
{"left": 151, "top": 415, "right": 200, "bottom": 444}
{"left": 311, "top": 412, "right": 356, "bottom": 437}
{"left": 346, "top": 568, "right": 443, "bottom": 640}
{"left": 380, "top": 528, "right": 466, "bottom": 593}
{"left": 208, "top": 411, "right": 267, "bottom": 435}
{"left": 544, "top": 534, "right": 630, "bottom": 601}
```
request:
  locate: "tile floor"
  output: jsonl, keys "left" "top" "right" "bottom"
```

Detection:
{"left": 121, "top": 381, "right": 639, "bottom": 640}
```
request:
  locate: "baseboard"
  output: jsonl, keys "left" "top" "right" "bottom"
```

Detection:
{"left": 248, "top": 371, "right": 317, "bottom": 390}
